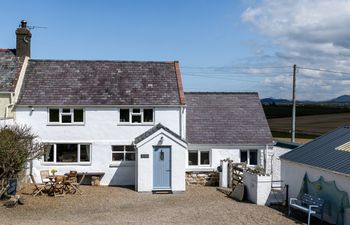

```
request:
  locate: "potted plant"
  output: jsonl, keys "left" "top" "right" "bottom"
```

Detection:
{"left": 51, "top": 169, "right": 57, "bottom": 176}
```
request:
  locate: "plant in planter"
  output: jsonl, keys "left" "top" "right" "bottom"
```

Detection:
{"left": 0, "top": 124, "right": 46, "bottom": 198}
{"left": 246, "top": 166, "right": 267, "bottom": 176}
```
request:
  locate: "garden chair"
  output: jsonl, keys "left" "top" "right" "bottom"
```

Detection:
{"left": 63, "top": 171, "right": 78, "bottom": 194}
{"left": 30, "top": 174, "right": 48, "bottom": 197}
{"left": 71, "top": 172, "right": 86, "bottom": 194}
{"left": 40, "top": 170, "right": 50, "bottom": 184}
{"left": 54, "top": 175, "right": 65, "bottom": 197}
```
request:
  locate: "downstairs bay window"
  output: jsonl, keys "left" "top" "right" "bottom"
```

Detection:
{"left": 43, "top": 143, "right": 91, "bottom": 164}
{"left": 188, "top": 150, "right": 210, "bottom": 166}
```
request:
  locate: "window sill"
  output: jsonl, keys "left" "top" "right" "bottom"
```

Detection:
{"left": 47, "top": 123, "right": 85, "bottom": 126}
{"left": 186, "top": 166, "right": 214, "bottom": 172}
{"left": 109, "top": 161, "right": 135, "bottom": 167}
{"left": 41, "top": 162, "right": 91, "bottom": 166}
{"left": 117, "top": 123, "right": 155, "bottom": 126}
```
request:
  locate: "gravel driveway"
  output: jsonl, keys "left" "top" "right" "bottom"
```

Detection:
{"left": 0, "top": 185, "right": 304, "bottom": 225}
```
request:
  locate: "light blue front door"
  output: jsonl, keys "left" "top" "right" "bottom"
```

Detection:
{"left": 153, "top": 146, "right": 171, "bottom": 189}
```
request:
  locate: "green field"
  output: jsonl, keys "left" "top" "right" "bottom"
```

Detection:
{"left": 263, "top": 105, "right": 350, "bottom": 141}
{"left": 263, "top": 105, "right": 350, "bottom": 119}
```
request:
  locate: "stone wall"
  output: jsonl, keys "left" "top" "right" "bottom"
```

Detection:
{"left": 186, "top": 171, "right": 219, "bottom": 186}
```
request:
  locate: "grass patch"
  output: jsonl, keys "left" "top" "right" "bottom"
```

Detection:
{"left": 263, "top": 105, "right": 350, "bottom": 119}
{"left": 271, "top": 131, "right": 319, "bottom": 139}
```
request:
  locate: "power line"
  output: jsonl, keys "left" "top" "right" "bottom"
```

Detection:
{"left": 183, "top": 74, "right": 263, "bottom": 83}
{"left": 295, "top": 67, "right": 350, "bottom": 76}
{"left": 180, "top": 65, "right": 291, "bottom": 69}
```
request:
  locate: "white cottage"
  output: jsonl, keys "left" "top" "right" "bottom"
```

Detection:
{"left": 1, "top": 21, "right": 275, "bottom": 193}
{"left": 14, "top": 58, "right": 187, "bottom": 192}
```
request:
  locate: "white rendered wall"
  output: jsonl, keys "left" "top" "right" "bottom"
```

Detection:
{"left": 136, "top": 130, "right": 187, "bottom": 192}
{"left": 16, "top": 106, "right": 183, "bottom": 186}
{"left": 243, "top": 171, "right": 272, "bottom": 205}
{"left": 281, "top": 160, "right": 350, "bottom": 224}
{"left": 268, "top": 146, "right": 292, "bottom": 181}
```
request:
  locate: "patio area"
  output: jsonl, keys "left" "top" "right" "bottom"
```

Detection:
{"left": 0, "top": 185, "right": 306, "bottom": 225}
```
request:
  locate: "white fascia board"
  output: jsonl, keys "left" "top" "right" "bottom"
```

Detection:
{"left": 16, "top": 104, "right": 186, "bottom": 108}
{"left": 188, "top": 144, "right": 272, "bottom": 150}
{"left": 135, "top": 128, "right": 187, "bottom": 149}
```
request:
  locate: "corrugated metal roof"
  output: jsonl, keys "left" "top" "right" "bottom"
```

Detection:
{"left": 280, "top": 125, "right": 350, "bottom": 175}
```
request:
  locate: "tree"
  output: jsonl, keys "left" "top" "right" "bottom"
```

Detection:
{"left": 0, "top": 124, "right": 45, "bottom": 190}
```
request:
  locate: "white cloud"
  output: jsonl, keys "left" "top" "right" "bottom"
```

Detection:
{"left": 241, "top": 0, "right": 350, "bottom": 100}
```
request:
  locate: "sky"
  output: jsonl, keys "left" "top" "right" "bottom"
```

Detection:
{"left": 1, "top": 0, "right": 350, "bottom": 101}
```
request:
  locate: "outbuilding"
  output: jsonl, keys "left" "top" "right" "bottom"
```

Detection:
{"left": 281, "top": 125, "right": 350, "bottom": 224}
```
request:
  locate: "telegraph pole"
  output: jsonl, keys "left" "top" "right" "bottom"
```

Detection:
{"left": 291, "top": 64, "right": 297, "bottom": 142}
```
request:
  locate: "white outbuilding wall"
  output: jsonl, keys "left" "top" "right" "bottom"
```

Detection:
{"left": 16, "top": 106, "right": 184, "bottom": 186}
{"left": 281, "top": 160, "right": 350, "bottom": 224}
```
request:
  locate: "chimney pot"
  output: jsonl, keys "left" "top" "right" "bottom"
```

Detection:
{"left": 21, "top": 20, "right": 27, "bottom": 28}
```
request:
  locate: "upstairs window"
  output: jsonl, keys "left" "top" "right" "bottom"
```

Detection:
{"left": 48, "top": 108, "right": 84, "bottom": 124}
{"left": 119, "top": 108, "right": 154, "bottom": 124}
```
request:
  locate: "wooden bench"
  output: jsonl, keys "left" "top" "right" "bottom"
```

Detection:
{"left": 289, "top": 193, "right": 325, "bottom": 225}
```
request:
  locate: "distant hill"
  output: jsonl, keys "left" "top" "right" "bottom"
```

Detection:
{"left": 262, "top": 95, "right": 350, "bottom": 105}
{"left": 329, "top": 95, "right": 350, "bottom": 103}
{"left": 261, "top": 98, "right": 291, "bottom": 105}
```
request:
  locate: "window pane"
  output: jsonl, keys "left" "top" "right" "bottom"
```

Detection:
{"left": 57, "top": 144, "right": 78, "bottom": 162}
{"left": 62, "top": 115, "right": 72, "bottom": 123}
{"left": 240, "top": 151, "right": 248, "bottom": 163}
{"left": 143, "top": 109, "right": 153, "bottom": 122}
{"left": 125, "top": 153, "right": 135, "bottom": 161}
{"left": 62, "top": 108, "right": 71, "bottom": 113}
{"left": 80, "top": 145, "right": 90, "bottom": 162}
{"left": 125, "top": 145, "right": 135, "bottom": 151}
{"left": 74, "top": 109, "right": 84, "bottom": 122}
{"left": 132, "top": 108, "right": 140, "bottom": 113}
{"left": 132, "top": 115, "right": 141, "bottom": 123}
{"left": 49, "top": 109, "right": 59, "bottom": 122}
{"left": 120, "top": 109, "right": 129, "bottom": 122}
{"left": 112, "top": 146, "right": 124, "bottom": 151}
{"left": 112, "top": 153, "right": 124, "bottom": 161}
{"left": 200, "top": 151, "right": 210, "bottom": 165}
{"left": 188, "top": 151, "right": 198, "bottom": 165}
{"left": 249, "top": 150, "right": 258, "bottom": 165}
{"left": 44, "top": 145, "right": 54, "bottom": 162}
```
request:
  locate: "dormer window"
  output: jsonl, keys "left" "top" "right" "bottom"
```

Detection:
{"left": 48, "top": 108, "right": 84, "bottom": 124}
{"left": 119, "top": 108, "right": 154, "bottom": 124}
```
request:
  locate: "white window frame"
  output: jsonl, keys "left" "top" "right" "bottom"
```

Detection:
{"left": 42, "top": 143, "right": 91, "bottom": 165}
{"left": 111, "top": 145, "right": 136, "bottom": 162}
{"left": 118, "top": 108, "right": 154, "bottom": 125}
{"left": 240, "top": 149, "right": 258, "bottom": 166}
{"left": 47, "top": 108, "right": 85, "bottom": 125}
{"left": 188, "top": 150, "right": 211, "bottom": 167}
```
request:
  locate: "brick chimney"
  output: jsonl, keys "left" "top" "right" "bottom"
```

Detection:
{"left": 16, "top": 20, "right": 31, "bottom": 57}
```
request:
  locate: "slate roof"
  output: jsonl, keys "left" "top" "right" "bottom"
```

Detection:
{"left": 134, "top": 123, "right": 186, "bottom": 144}
{"left": 17, "top": 60, "right": 185, "bottom": 105}
{"left": 280, "top": 125, "right": 350, "bottom": 175}
{"left": 185, "top": 92, "right": 273, "bottom": 145}
{"left": 0, "top": 49, "right": 23, "bottom": 92}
